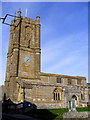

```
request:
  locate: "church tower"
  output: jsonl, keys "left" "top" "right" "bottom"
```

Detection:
{"left": 4, "top": 9, "right": 88, "bottom": 109}
{"left": 5, "top": 9, "right": 41, "bottom": 102}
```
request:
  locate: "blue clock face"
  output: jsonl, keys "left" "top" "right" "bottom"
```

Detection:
{"left": 24, "top": 57, "right": 30, "bottom": 63}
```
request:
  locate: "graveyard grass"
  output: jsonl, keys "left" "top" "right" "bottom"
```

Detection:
{"left": 24, "top": 107, "right": 90, "bottom": 119}
{"left": 76, "top": 107, "right": 90, "bottom": 112}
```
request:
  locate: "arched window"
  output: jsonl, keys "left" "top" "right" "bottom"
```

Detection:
{"left": 53, "top": 88, "right": 62, "bottom": 101}
{"left": 81, "top": 89, "right": 85, "bottom": 100}
{"left": 54, "top": 93, "right": 55, "bottom": 100}
{"left": 81, "top": 93, "right": 83, "bottom": 100}
{"left": 58, "top": 93, "right": 60, "bottom": 101}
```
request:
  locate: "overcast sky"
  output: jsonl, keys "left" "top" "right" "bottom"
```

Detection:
{"left": 1, "top": 2, "right": 88, "bottom": 85}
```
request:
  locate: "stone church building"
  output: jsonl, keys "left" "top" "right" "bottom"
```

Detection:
{"left": 5, "top": 10, "right": 90, "bottom": 109}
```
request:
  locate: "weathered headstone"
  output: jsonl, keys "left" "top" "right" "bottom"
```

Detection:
{"left": 71, "top": 99, "right": 76, "bottom": 111}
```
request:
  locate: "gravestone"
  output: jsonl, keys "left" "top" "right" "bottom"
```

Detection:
{"left": 69, "top": 98, "right": 76, "bottom": 111}
{"left": 71, "top": 99, "right": 76, "bottom": 111}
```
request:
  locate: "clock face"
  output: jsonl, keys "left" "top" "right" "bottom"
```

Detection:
{"left": 24, "top": 57, "right": 30, "bottom": 63}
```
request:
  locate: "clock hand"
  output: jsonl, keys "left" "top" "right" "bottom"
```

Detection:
{"left": 27, "top": 59, "right": 29, "bottom": 62}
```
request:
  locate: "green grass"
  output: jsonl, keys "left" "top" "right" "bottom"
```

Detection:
{"left": 24, "top": 108, "right": 68, "bottom": 119}
{"left": 24, "top": 107, "right": 90, "bottom": 119}
{"left": 76, "top": 107, "right": 90, "bottom": 112}
{"left": 48, "top": 108, "right": 68, "bottom": 119}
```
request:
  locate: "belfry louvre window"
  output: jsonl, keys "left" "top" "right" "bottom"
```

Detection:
{"left": 53, "top": 88, "right": 62, "bottom": 101}
{"left": 57, "top": 77, "right": 61, "bottom": 83}
{"left": 68, "top": 79, "right": 72, "bottom": 84}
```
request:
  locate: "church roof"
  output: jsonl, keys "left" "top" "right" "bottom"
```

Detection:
{"left": 40, "top": 72, "right": 86, "bottom": 80}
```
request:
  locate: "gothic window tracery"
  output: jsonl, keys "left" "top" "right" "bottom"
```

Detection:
{"left": 53, "top": 88, "right": 62, "bottom": 101}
